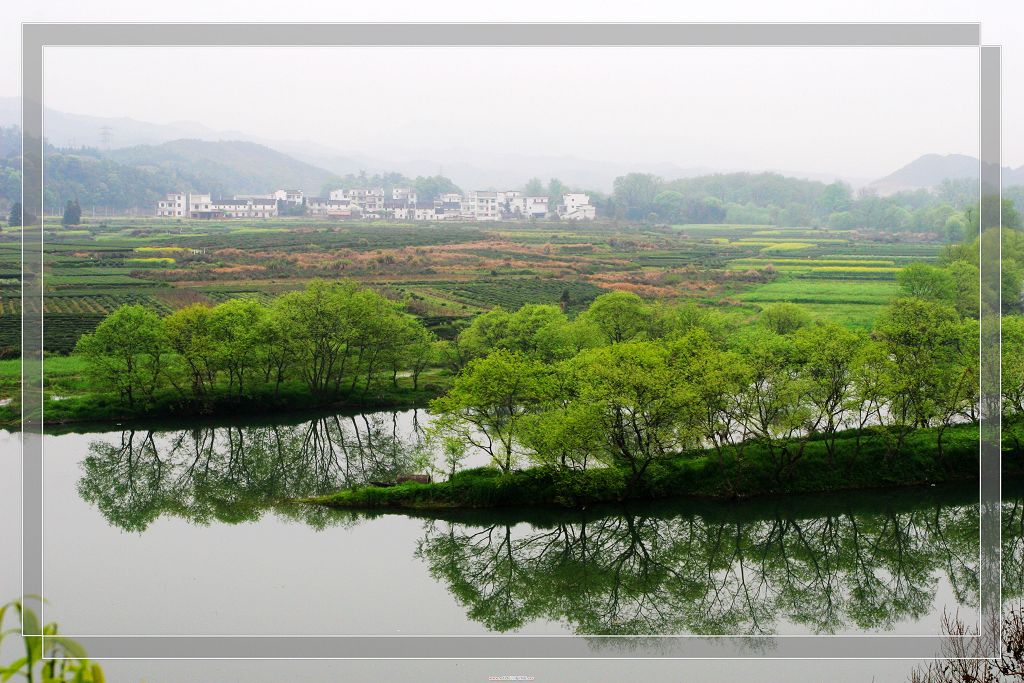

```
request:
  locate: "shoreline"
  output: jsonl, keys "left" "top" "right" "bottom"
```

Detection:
{"left": 0, "top": 383, "right": 444, "bottom": 433}
{"left": 309, "top": 422, "right": 1019, "bottom": 512}
{"left": 295, "top": 479, "right": 992, "bottom": 526}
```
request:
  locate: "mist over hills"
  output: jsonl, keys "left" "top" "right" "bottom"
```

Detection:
{"left": 0, "top": 99, "right": 1021, "bottom": 212}
{"left": 106, "top": 139, "right": 337, "bottom": 196}
{"left": 868, "top": 153, "right": 1024, "bottom": 195}
{"left": 0, "top": 98, "right": 868, "bottom": 193}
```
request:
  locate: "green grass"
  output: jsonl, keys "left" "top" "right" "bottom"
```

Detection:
{"left": 738, "top": 277, "right": 898, "bottom": 305}
{"left": 736, "top": 277, "right": 898, "bottom": 327}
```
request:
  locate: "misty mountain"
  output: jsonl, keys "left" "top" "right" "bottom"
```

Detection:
{"left": 0, "top": 99, "right": 867, "bottom": 193}
{"left": 869, "top": 153, "right": 1024, "bottom": 195}
{"left": 106, "top": 139, "right": 337, "bottom": 196}
{"left": 0, "top": 136, "right": 338, "bottom": 212}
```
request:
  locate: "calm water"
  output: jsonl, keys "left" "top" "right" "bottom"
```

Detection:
{"left": 0, "top": 410, "right": 1014, "bottom": 681}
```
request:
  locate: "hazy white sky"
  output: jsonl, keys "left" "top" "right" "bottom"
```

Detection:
{"left": 41, "top": 45, "right": 979, "bottom": 179}
{"left": 2, "top": 0, "right": 1022, "bottom": 179}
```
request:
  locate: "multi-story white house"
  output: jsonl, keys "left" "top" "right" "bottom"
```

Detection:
{"left": 157, "top": 192, "right": 190, "bottom": 217}
{"left": 413, "top": 202, "right": 439, "bottom": 221}
{"left": 211, "top": 198, "right": 278, "bottom": 219}
{"left": 523, "top": 196, "right": 549, "bottom": 218}
{"left": 434, "top": 193, "right": 463, "bottom": 220}
{"left": 330, "top": 187, "right": 385, "bottom": 213}
{"left": 558, "top": 193, "right": 596, "bottom": 220}
{"left": 157, "top": 186, "right": 592, "bottom": 221}
{"left": 464, "top": 191, "right": 501, "bottom": 221}
{"left": 157, "top": 192, "right": 219, "bottom": 218}
{"left": 503, "top": 192, "right": 549, "bottom": 219}
{"left": 273, "top": 189, "right": 304, "bottom": 204}
{"left": 391, "top": 187, "right": 418, "bottom": 204}
{"left": 306, "top": 197, "right": 354, "bottom": 218}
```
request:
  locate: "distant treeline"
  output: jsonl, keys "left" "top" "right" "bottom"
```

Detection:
{"left": 2, "top": 124, "right": 1022, "bottom": 226}
{"left": 604, "top": 172, "right": 1024, "bottom": 238}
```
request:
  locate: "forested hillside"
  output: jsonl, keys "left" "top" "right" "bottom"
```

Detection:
{"left": 0, "top": 129, "right": 337, "bottom": 212}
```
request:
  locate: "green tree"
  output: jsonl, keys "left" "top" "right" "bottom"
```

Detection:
{"left": 794, "top": 323, "right": 864, "bottom": 463}
{"left": 572, "top": 342, "right": 698, "bottom": 484}
{"left": 457, "top": 304, "right": 570, "bottom": 360}
{"left": 7, "top": 201, "right": 21, "bottom": 226}
{"left": 523, "top": 177, "right": 546, "bottom": 197}
{"left": 75, "top": 304, "right": 166, "bottom": 407}
{"left": 61, "top": 198, "right": 81, "bottom": 226}
{"left": 412, "top": 175, "right": 461, "bottom": 202}
{"left": 430, "top": 350, "right": 552, "bottom": 472}
{"left": 897, "top": 263, "right": 955, "bottom": 302}
{"left": 760, "top": 302, "right": 811, "bottom": 335}
{"left": 873, "top": 298, "right": 964, "bottom": 452}
{"left": 208, "top": 298, "right": 267, "bottom": 397}
{"left": 947, "top": 260, "right": 980, "bottom": 318}
{"left": 1003, "top": 315, "right": 1024, "bottom": 415}
{"left": 943, "top": 214, "right": 967, "bottom": 242}
{"left": 730, "top": 327, "right": 812, "bottom": 481}
{"left": 652, "top": 190, "right": 685, "bottom": 222}
{"left": 388, "top": 317, "right": 437, "bottom": 390}
{"left": 579, "top": 291, "right": 650, "bottom": 344}
{"left": 163, "top": 304, "right": 218, "bottom": 398}
{"left": 254, "top": 304, "right": 297, "bottom": 396}
{"left": 819, "top": 181, "right": 852, "bottom": 214}
{"left": 275, "top": 280, "right": 358, "bottom": 395}
{"left": 612, "top": 173, "right": 663, "bottom": 220}
{"left": 672, "top": 329, "right": 748, "bottom": 487}
{"left": 547, "top": 178, "right": 568, "bottom": 207}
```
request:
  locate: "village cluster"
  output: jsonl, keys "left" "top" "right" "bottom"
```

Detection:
{"left": 156, "top": 187, "right": 596, "bottom": 221}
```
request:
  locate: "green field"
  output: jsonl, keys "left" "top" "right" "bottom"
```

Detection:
{"left": 0, "top": 219, "right": 940, "bottom": 356}
{"left": 736, "top": 278, "right": 899, "bottom": 328}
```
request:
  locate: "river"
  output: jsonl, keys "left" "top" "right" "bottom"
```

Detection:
{"left": 0, "top": 409, "right": 1014, "bottom": 682}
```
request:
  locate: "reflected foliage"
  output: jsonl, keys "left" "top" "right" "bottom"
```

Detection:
{"left": 416, "top": 491, "right": 985, "bottom": 636}
{"left": 78, "top": 411, "right": 430, "bottom": 531}
{"left": 74, "top": 415, "right": 1024, "bottom": 638}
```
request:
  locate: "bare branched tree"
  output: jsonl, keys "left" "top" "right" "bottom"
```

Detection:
{"left": 909, "top": 605, "right": 1024, "bottom": 683}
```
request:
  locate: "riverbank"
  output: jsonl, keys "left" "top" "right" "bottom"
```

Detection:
{"left": 0, "top": 359, "right": 449, "bottom": 430}
{"left": 311, "top": 422, "right": 1021, "bottom": 510}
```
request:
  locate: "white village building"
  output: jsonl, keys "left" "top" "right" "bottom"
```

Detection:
{"left": 159, "top": 185, "right": 592, "bottom": 221}
{"left": 558, "top": 193, "right": 596, "bottom": 220}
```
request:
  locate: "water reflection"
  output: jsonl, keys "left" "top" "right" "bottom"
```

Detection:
{"left": 78, "top": 412, "right": 432, "bottom": 531}
{"left": 415, "top": 493, "right": 980, "bottom": 635}
{"left": 72, "top": 414, "right": 1007, "bottom": 637}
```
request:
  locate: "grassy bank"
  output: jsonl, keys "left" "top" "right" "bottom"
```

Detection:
{"left": 312, "top": 422, "right": 1019, "bottom": 510}
{"left": 0, "top": 358, "right": 450, "bottom": 429}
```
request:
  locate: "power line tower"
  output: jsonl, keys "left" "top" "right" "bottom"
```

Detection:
{"left": 99, "top": 125, "right": 112, "bottom": 150}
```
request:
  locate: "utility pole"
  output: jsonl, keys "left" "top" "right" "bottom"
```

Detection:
{"left": 99, "top": 125, "right": 112, "bottom": 150}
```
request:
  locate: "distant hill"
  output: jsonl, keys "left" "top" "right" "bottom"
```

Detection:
{"left": 0, "top": 99, "right": 866, "bottom": 192}
{"left": 0, "top": 136, "right": 339, "bottom": 212}
{"left": 106, "top": 139, "right": 336, "bottom": 197}
{"left": 869, "top": 153, "right": 1024, "bottom": 195}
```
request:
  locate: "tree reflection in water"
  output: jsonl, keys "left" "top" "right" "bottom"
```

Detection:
{"left": 77, "top": 411, "right": 430, "bottom": 531}
{"left": 415, "top": 492, "right": 984, "bottom": 636}
{"left": 74, "top": 416, "right": 1021, "bottom": 637}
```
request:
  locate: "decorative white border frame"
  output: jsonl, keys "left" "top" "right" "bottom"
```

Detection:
{"left": 18, "top": 22, "right": 1001, "bottom": 659}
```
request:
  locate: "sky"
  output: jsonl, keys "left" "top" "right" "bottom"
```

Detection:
{"left": 0, "top": 1, "right": 1017, "bottom": 181}
{"left": 39, "top": 45, "right": 979, "bottom": 180}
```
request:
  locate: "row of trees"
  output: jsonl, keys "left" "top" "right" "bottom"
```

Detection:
{"left": 76, "top": 281, "right": 439, "bottom": 408}
{"left": 431, "top": 290, "right": 983, "bottom": 482}
{"left": 318, "top": 171, "right": 462, "bottom": 203}
{"left": 607, "top": 171, "right": 1024, "bottom": 236}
